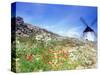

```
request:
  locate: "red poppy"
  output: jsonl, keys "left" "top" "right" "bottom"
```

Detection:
{"left": 26, "top": 54, "right": 33, "bottom": 61}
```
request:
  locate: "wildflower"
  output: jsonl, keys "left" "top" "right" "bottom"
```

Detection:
{"left": 26, "top": 54, "right": 34, "bottom": 61}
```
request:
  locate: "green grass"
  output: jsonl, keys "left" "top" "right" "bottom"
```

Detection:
{"left": 11, "top": 36, "right": 96, "bottom": 72}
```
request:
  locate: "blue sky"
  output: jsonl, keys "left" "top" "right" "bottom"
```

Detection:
{"left": 12, "top": 2, "right": 97, "bottom": 38}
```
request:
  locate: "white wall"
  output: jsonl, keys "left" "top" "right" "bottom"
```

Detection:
{"left": 83, "top": 32, "right": 97, "bottom": 41}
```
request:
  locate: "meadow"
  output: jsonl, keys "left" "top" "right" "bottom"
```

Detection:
{"left": 11, "top": 36, "right": 97, "bottom": 72}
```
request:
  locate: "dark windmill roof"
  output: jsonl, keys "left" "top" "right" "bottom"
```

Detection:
{"left": 84, "top": 26, "right": 94, "bottom": 32}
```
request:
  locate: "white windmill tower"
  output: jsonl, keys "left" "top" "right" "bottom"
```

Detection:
{"left": 80, "top": 17, "right": 97, "bottom": 41}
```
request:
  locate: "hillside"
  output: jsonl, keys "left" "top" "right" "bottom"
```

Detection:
{"left": 11, "top": 16, "right": 63, "bottom": 42}
{"left": 11, "top": 16, "right": 97, "bottom": 72}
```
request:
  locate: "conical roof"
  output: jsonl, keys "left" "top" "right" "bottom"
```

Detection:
{"left": 84, "top": 26, "right": 94, "bottom": 32}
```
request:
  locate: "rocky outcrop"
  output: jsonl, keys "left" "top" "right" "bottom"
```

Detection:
{"left": 11, "top": 16, "right": 62, "bottom": 42}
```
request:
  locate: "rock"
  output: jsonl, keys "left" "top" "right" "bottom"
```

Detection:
{"left": 12, "top": 16, "right": 62, "bottom": 41}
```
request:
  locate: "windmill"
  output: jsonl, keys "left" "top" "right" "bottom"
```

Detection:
{"left": 80, "top": 17, "right": 97, "bottom": 41}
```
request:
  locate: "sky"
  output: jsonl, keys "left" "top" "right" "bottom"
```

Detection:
{"left": 12, "top": 2, "right": 97, "bottom": 38}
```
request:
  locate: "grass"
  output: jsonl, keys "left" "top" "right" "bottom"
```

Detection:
{"left": 11, "top": 36, "right": 96, "bottom": 72}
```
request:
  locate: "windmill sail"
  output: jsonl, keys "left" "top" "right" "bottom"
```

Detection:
{"left": 80, "top": 17, "right": 88, "bottom": 26}
{"left": 91, "top": 18, "right": 97, "bottom": 26}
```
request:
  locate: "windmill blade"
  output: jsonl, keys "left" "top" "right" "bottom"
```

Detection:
{"left": 91, "top": 18, "right": 97, "bottom": 26}
{"left": 80, "top": 17, "right": 88, "bottom": 26}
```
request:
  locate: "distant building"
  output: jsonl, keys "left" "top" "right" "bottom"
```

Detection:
{"left": 83, "top": 26, "right": 96, "bottom": 41}
{"left": 80, "top": 17, "right": 97, "bottom": 41}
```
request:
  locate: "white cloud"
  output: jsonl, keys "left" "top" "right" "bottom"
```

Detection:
{"left": 66, "top": 26, "right": 83, "bottom": 38}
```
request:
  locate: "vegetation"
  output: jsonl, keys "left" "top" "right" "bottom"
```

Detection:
{"left": 11, "top": 36, "right": 97, "bottom": 72}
